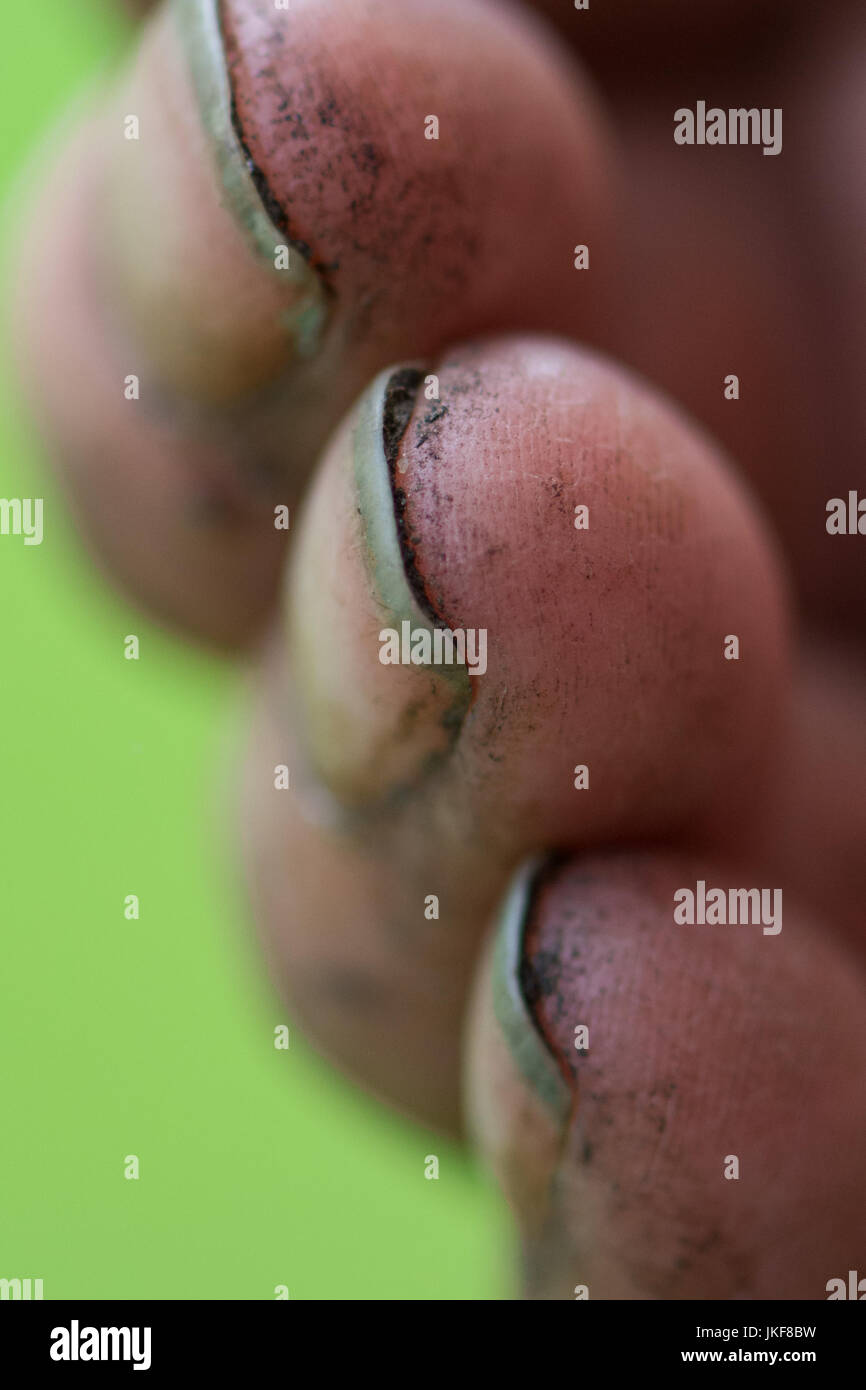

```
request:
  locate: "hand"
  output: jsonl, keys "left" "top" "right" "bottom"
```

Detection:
{"left": 13, "top": 0, "right": 866, "bottom": 1299}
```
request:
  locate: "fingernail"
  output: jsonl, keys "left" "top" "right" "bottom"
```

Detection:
{"left": 490, "top": 857, "right": 573, "bottom": 1123}
{"left": 463, "top": 856, "right": 572, "bottom": 1242}
{"left": 96, "top": 0, "right": 332, "bottom": 406}
{"left": 353, "top": 364, "right": 472, "bottom": 705}
{"left": 288, "top": 364, "right": 473, "bottom": 811}
{"left": 177, "top": 0, "right": 330, "bottom": 356}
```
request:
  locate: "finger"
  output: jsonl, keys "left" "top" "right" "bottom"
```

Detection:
{"left": 791, "top": 7, "right": 866, "bottom": 631}
{"left": 13, "top": 0, "right": 615, "bottom": 645}
{"left": 547, "top": 8, "right": 866, "bottom": 639}
{"left": 731, "top": 635, "right": 866, "bottom": 955}
{"left": 522, "top": 0, "right": 818, "bottom": 70}
{"left": 241, "top": 335, "right": 788, "bottom": 1132}
{"left": 466, "top": 849, "right": 866, "bottom": 1299}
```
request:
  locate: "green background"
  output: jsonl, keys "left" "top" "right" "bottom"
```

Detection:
{"left": 0, "top": 0, "right": 507, "bottom": 1300}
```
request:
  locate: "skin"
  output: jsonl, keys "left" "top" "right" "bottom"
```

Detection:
{"left": 13, "top": 0, "right": 614, "bottom": 644}
{"left": 243, "top": 336, "right": 787, "bottom": 1132}
{"left": 588, "top": 9, "right": 866, "bottom": 637}
{"left": 11, "top": 0, "right": 866, "bottom": 1297}
{"left": 467, "top": 851, "right": 866, "bottom": 1299}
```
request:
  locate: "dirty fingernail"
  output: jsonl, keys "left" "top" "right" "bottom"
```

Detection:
{"left": 288, "top": 363, "right": 474, "bottom": 811}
